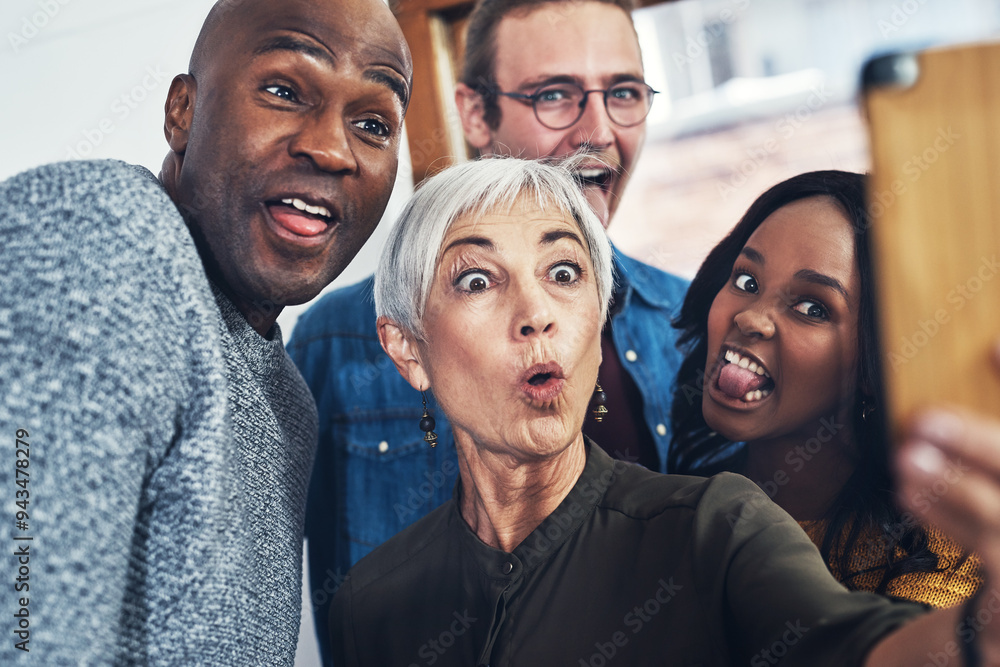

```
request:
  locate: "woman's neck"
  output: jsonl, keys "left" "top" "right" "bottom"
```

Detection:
{"left": 742, "top": 420, "right": 859, "bottom": 522}
{"left": 455, "top": 432, "right": 587, "bottom": 552}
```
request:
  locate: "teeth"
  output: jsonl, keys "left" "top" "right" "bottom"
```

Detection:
{"left": 724, "top": 349, "right": 770, "bottom": 378}
{"left": 281, "top": 198, "right": 331, "bottom": 219}
{"left": 743, "top": 388, "right": 772, "bottom": 402}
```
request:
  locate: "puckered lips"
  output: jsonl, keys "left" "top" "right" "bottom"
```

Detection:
{"left": 263, "top": 195, "right": 339, "bottom": 246}
{"left": 707, "top": 346, "right": 776, "bottom": 409}
{"left": 520, "top": 361, "right": 566, "bottom": 404}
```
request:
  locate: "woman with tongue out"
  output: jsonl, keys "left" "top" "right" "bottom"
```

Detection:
{"left": 669, "top": 170, "right": 982, "bottom": 607}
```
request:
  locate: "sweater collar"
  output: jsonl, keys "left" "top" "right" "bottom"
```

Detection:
{"left": 210, "top": 281, "right": 286, "bottom": 378}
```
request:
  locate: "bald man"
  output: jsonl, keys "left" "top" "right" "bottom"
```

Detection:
{"left": 0, "top": 0, "right": 410, "bottom": 663}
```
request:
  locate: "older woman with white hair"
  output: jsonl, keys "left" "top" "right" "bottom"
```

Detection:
{"left": 330, "top": 157, "right": 1000, "bottom": 666}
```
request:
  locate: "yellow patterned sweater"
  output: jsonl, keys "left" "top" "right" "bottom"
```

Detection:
{"left": 799, "top": 520, "right": 983, "bottom": 608}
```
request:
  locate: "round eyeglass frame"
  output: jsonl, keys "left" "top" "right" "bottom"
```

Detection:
{"left": 490, "top": 81, "right": 659, "bottom": 130}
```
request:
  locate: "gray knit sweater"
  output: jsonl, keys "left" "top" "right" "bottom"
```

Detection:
{"left": 0, "top": 160, "right": 317, "bottom": 665}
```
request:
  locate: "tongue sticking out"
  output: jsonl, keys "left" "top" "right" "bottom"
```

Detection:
{"left": 718, "top": 363, "right": 769, "bottom": 399}
{"left": 269, "top": 204, "right": 329, "bottom": 237}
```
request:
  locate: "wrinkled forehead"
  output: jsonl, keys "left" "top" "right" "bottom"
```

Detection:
{"left": 207, "top": 0, "right": 411, "bottom": 78}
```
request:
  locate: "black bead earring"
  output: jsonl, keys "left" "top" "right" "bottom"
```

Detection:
{"left": 591, "top": 382, "right": 608, "bottom": 423}
{"left": 420, "top": 391, "right": 438, "bottom": 448}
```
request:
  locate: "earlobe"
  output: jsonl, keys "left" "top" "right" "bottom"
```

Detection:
{"left": 164, "top": 74, "right": 196, "bottom": 154}
{"left": 377, "top": 317, "right": 431, "bottom": 391}
{"left": 455, "top": 83, "right": 493, "bottom": 152}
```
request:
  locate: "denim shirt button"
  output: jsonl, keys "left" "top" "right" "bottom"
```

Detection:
{"left": 378, "top": 441, "right": 389, "bottom": 453}
{"left": 625, "top": 349, "right": 638, "bottom": 362}
{"left": 656, "top": 424, "right": 667, "bottom": 437}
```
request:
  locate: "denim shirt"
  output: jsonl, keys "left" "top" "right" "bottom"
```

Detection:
{"left": 286, "top": 246, "right": 689, "bottom": 664}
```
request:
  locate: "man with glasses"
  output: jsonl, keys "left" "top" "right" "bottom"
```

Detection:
{"left": 287, "top": 1, "right": 688, "bottom": 661}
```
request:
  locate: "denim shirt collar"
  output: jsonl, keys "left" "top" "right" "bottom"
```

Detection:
{"left": 611, "top": 243, "right": 677, "bottom": 314}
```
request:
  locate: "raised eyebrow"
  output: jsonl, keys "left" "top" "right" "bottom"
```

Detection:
{"left": 540, "top": 229, "right": 585, "bottom": 248}
{"left": 366, "top": 69, "right": 409, "bottom": 108}
{"left": 253, "top": 35, "right": 335, "bottom": 67}
{"left": 253, "top": 35, "right": 407, "bottom": 108}
{"left": 794, "top": 269, "right": 850, "bottom": 304}
{"left": 442, "top": 235, "right": 495, "bottom": 255}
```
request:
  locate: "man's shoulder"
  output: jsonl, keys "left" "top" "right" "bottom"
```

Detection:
{"left": 2, "top": 159, "right": 187, "bottom": 249}
{"left": 1, "top": 158, "right": 216, "bottom": 347}
{"left": 613, "top": 247, "right": 690, "bottom": 306}
{"left": 340, "top": 501, "right": 454, "bottom": 595}
{"left": 290, "top": 275, "right": 377, "bottom": 341}
{"left": 3, "top": 159, "right": 167, "bottom": 207}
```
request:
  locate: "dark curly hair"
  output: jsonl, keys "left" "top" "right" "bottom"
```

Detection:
{"left": 668, "top": 170, "right": 942, "bottom": 593}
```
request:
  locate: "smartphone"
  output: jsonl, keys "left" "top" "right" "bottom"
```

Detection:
{"left": 862, "top": 41, "right": 1000, "bottom": 439}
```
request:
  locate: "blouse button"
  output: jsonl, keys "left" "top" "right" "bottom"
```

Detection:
{"left": 378, "top": 441, "right": 389, "bottom": 453}
{"left": 502, "top": 562, "right": 513, "bottom": 575}
{"left": 625, "top": 349, "right": 638, "bottom": 362}
{"left": 656, "top": 424, "right": 667, "bottom": 437}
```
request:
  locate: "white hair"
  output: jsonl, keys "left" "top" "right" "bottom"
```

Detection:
{"left": 374, "top": 156, "right": 613, "bottom": 338}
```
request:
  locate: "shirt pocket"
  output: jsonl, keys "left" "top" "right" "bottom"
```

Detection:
{"left": 337, "top": 412, "right": 457, "bottom": 564}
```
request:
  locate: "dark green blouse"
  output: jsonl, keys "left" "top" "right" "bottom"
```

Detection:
{"left": 331, "top": 441, "right": 924, "bottom": 666}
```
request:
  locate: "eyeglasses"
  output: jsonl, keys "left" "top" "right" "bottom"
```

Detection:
{"left": 491, "top": 81, "right": 659, "bottom": 130}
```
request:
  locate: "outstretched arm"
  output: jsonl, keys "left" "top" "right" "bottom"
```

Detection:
{"left": 867, "top": 343, "right": 1000, "bottom": 666}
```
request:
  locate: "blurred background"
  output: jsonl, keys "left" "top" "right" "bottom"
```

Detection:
{"left": 2, "top": 0, "right": 999, "bottom": 664}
